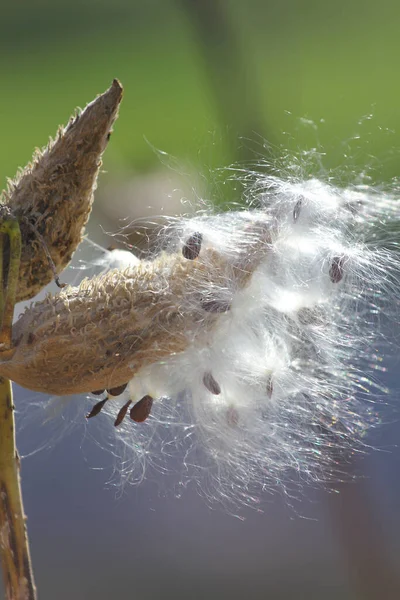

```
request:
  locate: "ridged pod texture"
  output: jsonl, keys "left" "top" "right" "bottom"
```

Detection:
{"left": 0, "top": 234, "right": 264, "bottom": 395}
{"left": 2, "top": 173, "right": 399, "bottom": 498}
{"left": 1, "top": 79, "right": 123, "bottom": 302}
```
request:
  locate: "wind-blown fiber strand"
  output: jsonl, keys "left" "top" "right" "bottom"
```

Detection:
{"left": 6, "top": 171, "right": 400, "bottom": 502}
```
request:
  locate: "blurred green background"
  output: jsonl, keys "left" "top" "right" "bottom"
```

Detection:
{"left": 2, "top": 2, "right": 400, "bottom": 599}
{"left": 2, "top": 0, "right": 400, "bottom": 194}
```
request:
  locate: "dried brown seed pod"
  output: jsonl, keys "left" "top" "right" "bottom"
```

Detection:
{"left": 0, "top": 234, "right": 269, "bottom": 396}
{"left": 1, "top": 79, "right": 123, "bottom": 303}
{"left": 0, "top": 250, "right": 221, "bottom": 395}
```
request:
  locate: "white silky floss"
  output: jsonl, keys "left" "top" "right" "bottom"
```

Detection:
{"left": 99, "top": 173, "right": 399, "bottom": 502}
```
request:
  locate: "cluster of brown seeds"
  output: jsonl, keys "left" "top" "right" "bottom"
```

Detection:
{"left": 86, "top": 229, "right": 226, "bottom": 430}
{"left": 178, "top": 200, "right": 346, "bottom": 429}
{"left": 87, "top": 385, "right": 154, "bottom": 427}
{"left": 82, "top": 193, "right": 348, "bottom": 431}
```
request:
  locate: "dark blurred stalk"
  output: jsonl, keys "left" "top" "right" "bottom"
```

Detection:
{"left": 178, "top": 0, "right": 271, "bottom": 163}
{"left": 326, "top": 477, "right": 400, "bottom": 600}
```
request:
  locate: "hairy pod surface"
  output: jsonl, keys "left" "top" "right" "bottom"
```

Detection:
{"left": 0, "top": 232, "right": 266, "bottom": 395}
{"left": 4, "top": 170, "right": 400, "bottom": 502}
{"left": 99, "top": 180, "right": 399, "bottom": 498}
{"left": 1, "top": 79, "right": 123, "bottom": 302}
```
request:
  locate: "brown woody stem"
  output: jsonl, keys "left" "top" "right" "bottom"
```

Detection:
{"left": 0, "top": 216, "right": 36, "bottom": 599}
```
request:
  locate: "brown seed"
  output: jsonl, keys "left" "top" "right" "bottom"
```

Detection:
{"left": 293, "top": 199, "right": 302, "bottom": 222}
{"left": 55, "top": 276, "right": 66, "bottom": 289}
{"left": 107, "top": 382, "right": 128, "bottom": 396}
{"left": 226, "top": 406, "right": 239, "bottom": 427}
{"left": 329, "top": 256, "right": 346, "bottom": 283}
{"left": 114, "top": 400, "right": 132, "bottom": 427}
{"left": 201, "top": 298, "right": 231, "bottom": 313}
{"left": 91, "top": 389, "right": 105, "bottom": 396}
{"left": 266, "top": 376, "right": 273, "bottom": 398}
{"left": 297, "top": 306, "right": 325, "bottom": 326}
{"left": 13, "top": 334, "right": 23, "bottom": 347}
{"left": 344, "top": 200, "right": 364, "bottom": 215}
{"left": 182, "top": 232, "right": 203, "bottom": 260}
{"left": 86, "top": 398, "right": 108, "bottom": 419}
{"left": 203, "top": 371, "right": 221, "bottom": 395}
{"left": 27, "top": 332, "right": 35, "bottom": 345}
{"left": 130, "top": 395, "right": 154, "bottom": 423}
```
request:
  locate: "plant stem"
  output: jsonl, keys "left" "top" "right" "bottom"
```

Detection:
{"left": 0, "top": 214, "right": 36, "bottom": 599}
{"left": 0, "top": 378, "right": 36, "bottom": 600}
{"left": 179, "top": 0, "right": 272, "bottom": 162}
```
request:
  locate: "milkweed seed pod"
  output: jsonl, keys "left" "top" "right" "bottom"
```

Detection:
{"left": 0, "top": 223, "right": 267, "bottom": 395}
{"left": 3, "top": 173, "right": 400, "bottom": 497}
{"left": 1, "top": 79, "right": 123, "bottom": 302}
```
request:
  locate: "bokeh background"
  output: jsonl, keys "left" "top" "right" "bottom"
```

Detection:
{"left": 2, "top": 1, "right": 400, "bottom": 598}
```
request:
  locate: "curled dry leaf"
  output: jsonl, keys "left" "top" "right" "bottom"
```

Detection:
{"left": 1, "top": 79, "right": 123, "bottom": 303}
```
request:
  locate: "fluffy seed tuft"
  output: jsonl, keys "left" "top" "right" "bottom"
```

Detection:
{"left": 6, "top": 166, "right": 400, "bottom": 504}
